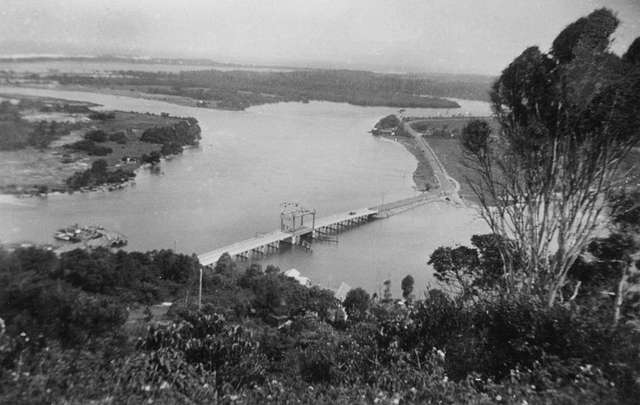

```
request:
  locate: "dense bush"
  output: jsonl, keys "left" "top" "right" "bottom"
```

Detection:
{"left": 140, "top": 118, "right": 200, "bottom": 147}
{"left": 142, "top": 311, "right": 267, "bottom": 393}
{"left": 204, "top": 259, "right": 342, "bottom": 324}
{"left": 108, "top": 131, "right": 127, "bottom": 144}
{"left": 343, "top": 287, "right": 370, "bottom": 321}
{"left": 65, "top": 159, "right": 135, "bottom": 189}
{"left": 65, "top": 139, "right": 113, "bottom": 156}
{"left": 0, "top": 265, "right": 127, "bottom": 345}
{"left": 1, "top": 246, "right": 197, "bottom": 310}
{"left": 374, "top": 114, "right": 400, "bottom": 130}
{"left": 53, "top": 247, "right": 198, "bottom": 302}
{"left": 160, "top": 142, "right": 182, "bottom": 155}
{"left": 88, "top": 111, "right": 115, "bottom": 120}
{"left": 1, "top": 243, "right": 639, "bottom": 403}
{"left": 141, "top": 151, "right": 161, "bottom": 165}
{"left": 83, "top": 129, "right": 108, "bottom": 142}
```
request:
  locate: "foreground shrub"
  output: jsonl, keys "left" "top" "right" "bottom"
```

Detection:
{"left": 141, "top": 311, "right": 267, "bottom": 393}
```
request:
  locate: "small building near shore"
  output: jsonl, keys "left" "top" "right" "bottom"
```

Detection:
{"left": 284, "top": 268, "right": 312, "bottom": 287}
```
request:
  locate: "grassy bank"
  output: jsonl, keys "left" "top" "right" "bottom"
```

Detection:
{"left": 404, "top": 117, "right": 498, "bottom": 200}
{"left": 389, "top": 134, "right": 437, "bottom": 192}
{"left": 426, "top": 137, "right": 476, "bottom": 199}
{"left": 372, "top": 115, "right": 437, "bottom": 191}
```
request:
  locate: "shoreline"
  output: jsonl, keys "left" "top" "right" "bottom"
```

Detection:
{"left": 378, "top": 133, "right": 437, "bottom": 192}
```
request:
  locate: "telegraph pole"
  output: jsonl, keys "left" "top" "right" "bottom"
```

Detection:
{"left": 198, "top": 266, "right": 203, "bottom": 310}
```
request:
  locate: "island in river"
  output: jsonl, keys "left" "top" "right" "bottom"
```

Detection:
{"left": 0, "top": 94, "right": 201, "bottom": 195}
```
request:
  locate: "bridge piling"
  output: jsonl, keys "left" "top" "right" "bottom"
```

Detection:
{"left": 198, "top": 196, "right": 445, "bottom": 267}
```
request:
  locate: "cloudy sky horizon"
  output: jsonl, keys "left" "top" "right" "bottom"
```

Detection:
{"left": 1, "top": 0, "right": 639, "bottom": 75}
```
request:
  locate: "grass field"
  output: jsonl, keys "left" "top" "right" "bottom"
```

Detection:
{"left": 426, "top": 136, "right": 479, "bottom": 201}
{"left": 428, "top": 137, "right": 640, "bottom": 204}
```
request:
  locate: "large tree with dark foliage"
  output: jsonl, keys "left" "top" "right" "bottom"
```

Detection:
{"left": 567, "top": 190, "right": 640, "bottom": 326}
{"left": 461, "top": 8, "right": 640, "bottom": 306}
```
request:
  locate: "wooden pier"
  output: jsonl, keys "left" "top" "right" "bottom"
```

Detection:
{"left": 198, "top": 192, "right": 444, "bottom": 267}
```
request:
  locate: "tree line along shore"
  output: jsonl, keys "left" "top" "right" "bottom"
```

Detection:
{"left": 1, "top": 68, "right": 488, "bottom": 111}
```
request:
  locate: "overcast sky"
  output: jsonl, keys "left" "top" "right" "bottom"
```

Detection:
{"left": 1, "top": 0, "right": 639, "bottom": 74}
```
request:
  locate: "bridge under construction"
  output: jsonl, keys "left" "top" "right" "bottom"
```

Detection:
{"left": 198, "top": 192, "right": 445, "bottom": 267}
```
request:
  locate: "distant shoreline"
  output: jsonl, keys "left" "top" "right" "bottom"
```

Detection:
{"left": 1, "top": 64, "right": 486, "bottom": 110}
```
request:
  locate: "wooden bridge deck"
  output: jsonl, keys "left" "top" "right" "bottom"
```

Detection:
{"left": 198, "top": 207, "right": 378, "bottom": 266}
{"left": 198, "top": 192, "right": 447, "bottom": 267}
{"left": 313, "top": 207, "right": 378, "bottom": 229}
{"left": 198, "top": 229, "right": 293, "bottom": 267}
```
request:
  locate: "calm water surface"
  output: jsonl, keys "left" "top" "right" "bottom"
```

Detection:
{"left": 0, "top": 86, "right": 489, "bottom": 293}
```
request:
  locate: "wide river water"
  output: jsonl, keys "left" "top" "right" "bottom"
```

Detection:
{"left": 0, "top": 86, "right": 490, "bottom": 294}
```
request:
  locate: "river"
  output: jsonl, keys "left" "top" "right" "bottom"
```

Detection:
{"left": 0, "top": 86, "right": 490, "bottom": 294}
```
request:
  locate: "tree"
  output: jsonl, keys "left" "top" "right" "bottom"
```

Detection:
{"left": 429, "top": 245, "right": 480, "bottom": 298}
{"left": 608, "top": 191, "right": 640, "bottom": 326}
{"left": 213, "top": 252, "right": 236, "bottom": 277}
{"left": 623, "top": 37, "right": 640, "bottom": 65}
{"left": 429, "top": 234, "right": 511, "bottom": 300}
{"left": 141, "top": 151, "right": 161, "bottom": 165}
{"left": 343, "top": 288, "right": 369, "bottom": 321}
{"left": 90, "top": 159, "right": 108, "bottom": 174}
{"left": 84, "top": 130, "right": 108, "bottom": 142}
{"left": 401, "top": 275, "right": 414, "bottom": 301}
{"left": 382, "top": 279, "right": 393, "bottom": 303}
{"left": 461, "top": 8, "right": 640, "bottom": 306}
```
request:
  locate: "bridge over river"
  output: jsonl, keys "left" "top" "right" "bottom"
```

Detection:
{"left": 199, "top": 115, "right": 466, "bottom": 268}
{"left": 198, "top": 192, "right": 445, "bottom": 267}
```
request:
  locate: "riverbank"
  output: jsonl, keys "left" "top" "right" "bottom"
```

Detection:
{"left": 379, "top": 134, "right": 437, "bottom": 192}
{"left": 371, "top": 115, "right": 440, "bottom": 192}
{"left": 0, "top": 93, "right": 201, "bottom": 195}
